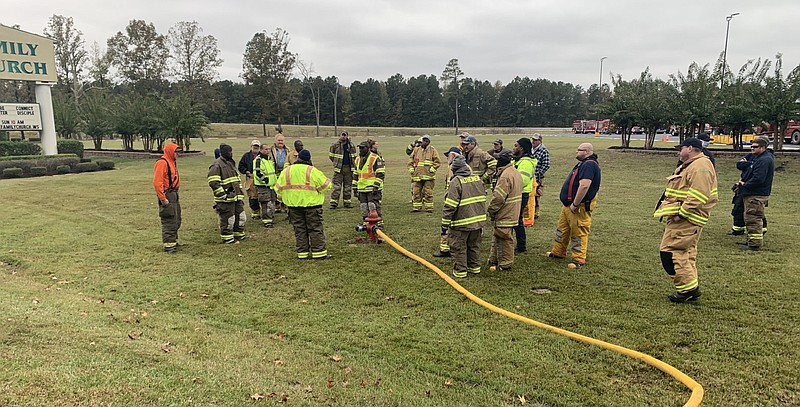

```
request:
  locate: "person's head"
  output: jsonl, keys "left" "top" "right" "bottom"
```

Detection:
{"left": 366, "top": 138, "right": 378, "bottom": 153}
{"left": 259, "top": 143, "right": 270, "bottom": 156}
{"left": 339, "top": 131, "right": 349, "bottom": 143}
{"left": 496, "top": 150, "right": 514, "bottom": 168}
{"left": 576, "top": 143, "right": 594, "bottom": 161}
{"left": 492, "top": 139, "right": 503, "bottom": 152}
{"left": 450, "top": 154, "right": 470, "bottom": 176}
{"left": 297, "top": 149, "right": 312, "bottom": 164}
{"left": 676, "top": 138, "right": 703, "bottom": 162}
{"left": 274, "top": 133, "right": 285, "bottom": 149}
{"left": 294, "top": 139, "right": 304, "bottom": 152}
{"left": 358, "top": 141, "right": 370, "bottom": 156}
{"left": 214, "top": 148, "right": 221, "bottom": 159}
{"left": 461, "top": 135, "right": 477, "bottom": 153}
{"left": 219, "top": 143, "right": 233, "bottom": 160}
{"left": 164, "top": 143, "right": 180, "bottom": 161}
{"left": 446, "top": 146, "right": 461, "bottom": 164}
{"left": 750, "top": 137, "right": 769, "bottom": 156}
{"left": 250, "top": 139, "right": 261, "bottom": 153}
{"left": 532, "top": 133, "right": 543, "bottom": 148}
{"left": 420, "top": 135, "right": 431, "bottom": 148}
{"left": 514, "top": 138, "right": 532, "bottom": 158}
{"left": 696, "top": 133, "right": 711, "bottom": 148}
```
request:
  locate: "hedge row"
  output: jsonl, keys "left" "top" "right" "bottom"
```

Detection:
{"left": 57, "top": 139, "right": 84, "bottom": 159}
{"left": 0, "top": 154, "right": 80, "bottom": 174}
{"left": 0, "top": 141, "right": 41, "bottom": 156}
{"left": 0, "top": 158, "right": 116, "bottom": 178}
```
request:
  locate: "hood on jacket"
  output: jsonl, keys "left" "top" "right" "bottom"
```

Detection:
{"left": 163, "top": 143, "right": 179, "bottom": 161}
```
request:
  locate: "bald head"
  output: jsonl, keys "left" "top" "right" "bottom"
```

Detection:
{"left": 576, "top": 143, "right": 594, "bottom": 160}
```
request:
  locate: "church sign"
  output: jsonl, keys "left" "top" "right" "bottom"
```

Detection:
{"left": 0, "top": 24, "right": 57, "bottom": 82}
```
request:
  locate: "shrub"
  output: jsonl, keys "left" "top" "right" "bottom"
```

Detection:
{"left": 80, "top": 158, "right": 92, "bottom": 163}
{"left": 0, "top": 131, "right": 8, "bottom": 141}
{"left": 29, "top": 166, "right": 47, "bottom": 176}
{"left": 56, "top": 165, "right": 71, "bottom": 174}
{"left": 97, "top": 160, "right": 115, "bottom": 170}
{"left": 0, "top": 154, "right": 79, "bottom": 174}
{"left": 75, "top": 161, "right": 98, "bottom": 172}
{"left": 57, "top": 139, "right": 84, "bottom": 159}
{"left": 0, "top": 141, "right": 41, "bottom": 156}
{"left": 2, "top": 167, "right": 23, "bottom": 178}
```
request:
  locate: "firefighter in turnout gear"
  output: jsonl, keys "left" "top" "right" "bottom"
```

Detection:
{"left": 408, "top": 135, "right": 441, "bottom": 212}
{"left": 353, "top": 141, "right": 386, "bottom": 227}
{"left": 654, "top": 138, "right": 718, "bottom": 303}
{"left": 238, "top": 140, "right": 262, "bottom": 219}
{"left": 275, "top": 149, "right": 333, "bottom": 260}
{"left": 460, "top": 134, "right": 497, "bottom": 188}
{"left": 487, "top": 151, "right": 523, "bottom": 271}
{"left": 253, "top": 143, "right": 278, "bottom": 227}
{"left": 433, "top": 147, "right": 464, "bottom": 258}
{"left": 442, "top": 155, "right": 487, "bottom": 278}
{"left": 208, "top": 144, "right": 247, "bottom": 243}
{"left": 329, "top": 131, "right": 357, "bottom": 209}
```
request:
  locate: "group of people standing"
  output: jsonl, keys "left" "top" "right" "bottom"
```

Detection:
{"left": 152, "top": 131, "right": 774, "bottom": 303}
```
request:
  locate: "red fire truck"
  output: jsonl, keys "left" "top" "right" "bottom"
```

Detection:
{"left": 573, "top": 119, "right": 610, "bottom": 134}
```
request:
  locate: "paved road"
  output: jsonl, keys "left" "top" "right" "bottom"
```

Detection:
{"left": 556, "top": 132, "right": 800, "bottom": 150}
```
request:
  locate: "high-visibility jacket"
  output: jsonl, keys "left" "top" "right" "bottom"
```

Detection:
{"left": 153, "top": 143, "right": 180, "bottom": 201}
{"left": 514, "top": 156, "right": 537, "bottom": 194}
{"left": 329, "top": 141, "right": 357, "bottom": 172}
{"left": 208, "top": 157, "right": 243, "bottom": 203}
{"left": 354, "top": 152, "right": 385, "bottom": 193}
{"left": 488, "top": 164, "right": 523, "bottom": 227}
{"left": 465, "top": 147, "right": 497, "bottom": 184}
{"left": 275, "top": 163, "right": 332, "bottom": 207}
{"left": 442, "top": 174, "right": 487, "bottom": 231}
{"left": 253, "top": 155, "right": 277, "bottom": 187}
{"left": 408, "top": 145, "right": 441, "bottom": 181}
{"left": 654, "top": 154, "right": 718, "bottom": 226}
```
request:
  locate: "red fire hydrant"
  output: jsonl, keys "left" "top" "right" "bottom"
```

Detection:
{"left": 363, "top": 209, "right": 382, "bottom": 243}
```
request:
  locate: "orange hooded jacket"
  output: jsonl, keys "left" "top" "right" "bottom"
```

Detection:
{"left": 153, "top": 143, "right": 180, "bottom": 202}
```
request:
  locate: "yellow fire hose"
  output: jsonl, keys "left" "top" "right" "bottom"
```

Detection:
{"left": 376, "top": 229, "right": 704, "bottom": 406}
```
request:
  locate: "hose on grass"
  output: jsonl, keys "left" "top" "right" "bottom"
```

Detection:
{"left": 376, "top": 229, "right": 704, "bottom": 407}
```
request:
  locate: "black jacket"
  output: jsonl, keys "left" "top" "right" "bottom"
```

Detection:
{"left": 238, "top": 151, "right": 258, "bottom": 174}
{"left": 739, "top": 150, "right": 774, "bottom": 197}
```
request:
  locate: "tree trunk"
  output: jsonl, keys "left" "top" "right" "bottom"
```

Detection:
{"left": 454, "top": 97, "right": 459, "bottom": 135}
{"left": 772, "top": 121, "right": 784, "bottom": 151}
{"left": 644, "top": 129, "right": 656, "bottom": 149}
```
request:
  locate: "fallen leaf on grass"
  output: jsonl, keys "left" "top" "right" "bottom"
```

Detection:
{"left": 269, "top": 332, "right": 286, "bottom": 340}
{"left": 518, "top": 394, "right": 527, "bottom": 404}
{"left": 279, "top": 393, "right": 288, "bottom": 403}
{"left": 304, "top": 385, "right": 312, "bottom": 393}
{"left": 250, "top": 393, "right": 264, "bottom": 400}
{"left": 191, "top": 377, "right": 201, "bottom": 384}
{"left": 161, "top": 342, "right": 172, "bottom": 353}
{"left": 531, "top": 288, "right": 552, "bottom": 295}
{"left": 179, "top": 292, "right": 185, "bottom": 298}
{"left": 330, "top": 354, "right": 342, "bottom": 362}
{"left": 200, "top": 294, "right": 209, "bottom": 298}
{"left": 57, "top": 280, "right": 70, "bottom": 285}
{"left": 150, "top": 300, "right": 158, "bottom": 304}
{"left": 140, "top": 311, "right": 148, "bottom": 317}
{"left": 32, "top": 298, "right": 39, "bottom": 304}
{"left": 342, "top": 380, "right": 349, "bottom": 388}
{"left": 128, "top": 331, "right": 142, "bottom": 340}
{"left": 326, "top": 378, "right": 334, "bottom": 388}
{"left": 425, "top": 390, "right": 432, "bottom": 397}
{"left": 273, "top": 358, "right": 284, "bottom": 365}
{"left": 300, "top": 299, "right": 308, "bottom": 304}
{"left": 80, "top": 311, "right": 88, "bottom": 316}
{"left": 384, "top": 296, "right": 395, "bottom": 301}
{"left": 374, "top": 378, "right": 382, "bottom": 387}
{"left": 343, "top": 366, "right": 352, "bottom": 374}
{"left": 444, "top": 380, "right": 453, "bottom": 387}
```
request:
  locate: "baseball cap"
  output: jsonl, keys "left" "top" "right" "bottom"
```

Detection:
{"left": 531, "top": 133, "right": 542, "bottom": 141}
{"left": 676, "top": 138, "right": 703, "bottom": 149}
{"left": 461, "top": 135, "right": 477, "bottom": 144}
{"left": 696, "top": 133, "right": 711, "bottom": 142}
{"left": 493, "top": 139, "right": 503, "bottom": 145}
{"left": 251, "top": 139, "right": 261, "bottom": 146}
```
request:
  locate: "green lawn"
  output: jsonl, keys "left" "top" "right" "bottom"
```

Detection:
{"left": 1, "top": 132, "right": 799, "bottom": 406}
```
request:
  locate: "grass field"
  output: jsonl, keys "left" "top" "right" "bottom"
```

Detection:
{"left": 1, "top": 129, "right": 799, "bottom": 406}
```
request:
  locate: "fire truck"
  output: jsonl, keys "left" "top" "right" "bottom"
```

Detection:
{"left": 572, "top": 119, "right": 610, "bottom": 134}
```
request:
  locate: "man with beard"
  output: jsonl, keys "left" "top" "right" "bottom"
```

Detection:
{"left": 408, "top": 135, "right": 441, "bottom": 212}
{"left": 441, "top": 155, "right": 486, "bottom": 278}
{"left": 329, "top": 131, "right": 357, "bottom": 209}
{"left": 354, "top": 141, "right": 386, "bottom": 227}
{"left": 253, "top": 143, "right": 278, "bottom": 228}
{"left": 208, "top": 144, "right": 247, "bottom": 243}
{"left": 238, "top": 140, "right": 262, "bottom": 220}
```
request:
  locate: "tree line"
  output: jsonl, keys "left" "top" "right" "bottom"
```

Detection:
{"left": 0, "top": 16, "right": 798, "bottom": 151}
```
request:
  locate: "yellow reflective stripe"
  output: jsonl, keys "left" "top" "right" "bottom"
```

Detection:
{"left": 495, "top": 186, "right": 507, "bottom": 196}
{"left": 329, "top": 153, "right": 343, "bottom": 158}
{"left": 710, "top": 188, "right": 718, "bottom": 196}
{"left": 219, "top": 176, "right": 240, "bottom": 185}
{"left": 444, "top": 198, "right": 459, "bottom": 207}
{"left": 507, "top": 195, "right": 522, "bottom": 203}
{"left": 317, "top": 179, "right": 332, "bottom": 192}
{"left": 212, "top": 187, "right": 224, "bottom": 194}
{"left": 747, "top": 233, "right": 763, "bottom": 239}
{"left": 653, "top": 205, "right": 680, "bottom": 217}
{"left": 678, "top": 206, "right": 708, "bottom": 225}
{"left": 487, "top": 159, "right": 497, "bottom": 167}
{"left": 675, "top": 278, "right": 699, "bottom": 292}
{"left": 207, "top": 175, "right": 222, "bottom": 182}
{"left": 519, "top": 170, "right": 533, "bottom": 178}
{"left": 664, "top": 188, "right": 688, "bottom": 198}
{"left": 441, "top": 219, "right": 452, "bottom": 226}
{"left": 451, "top": 214, "right": 487, "bottom": 226}
{"left": 460, "top": 196, "right": 487, "bottom": 205}
{"left": 687, "top": 188, "right": 710, "bottom": 204}
{"left": 496, "top": 221, "right": 518, "bottom": 227}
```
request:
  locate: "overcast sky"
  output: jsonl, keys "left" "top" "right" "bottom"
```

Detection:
{"left": 3, "top": 0, "right": 799, "bottom": 89}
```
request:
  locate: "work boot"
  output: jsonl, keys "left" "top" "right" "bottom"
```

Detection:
{"left": 515, "top": 248, "right": 527, "bottom": 254}
{"left": 567, "top": 261, "right": 585, "bottom": 269}
{"left": 315, "top": 255, "right": 333, "bottom": 260}
{"left": 452, "top": 270, "right": 467, "bottom": 278}
{"left": 251, "top": 213, "right": 261, "bottom": 220}
{"left": 488, "top": 265, "right": 511, "bottom": 272}
{"left": 545, "top": 251, "right": 565, "bottom": 259}
{"left": 263, "top": 223, "right": 273, "bottom": 228}
{"left": 668, "top": 287, "right": 701, "bottom": 303}
{"left": 330, "top": 203, "right": 338, "bottom": 209}
{"left": 432, "top": 251, "right": 451, "bottom": 258}
{"left": 164, "top": 247, "right": 177, "bottom": 254}
{"left": 726, "top": 229, "right": 745, "bottom": 236}
{"left": 740, "top": 245, "right": 761, "bottom": 251}
{"left": 343, "top": 202, "right": 353, "bottom": 208}
{"left": 235, "top": 235, "right": 250, "bottom": 242}
{"left": 223, "top": 238, "right": 236, "bottom": 244}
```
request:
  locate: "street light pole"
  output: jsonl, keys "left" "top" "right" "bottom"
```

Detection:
{"left": 721, "top": 12, "right": 739, "bottom": 88}
{"left": 595, "top": 56, "right": 607, "bottom": 137}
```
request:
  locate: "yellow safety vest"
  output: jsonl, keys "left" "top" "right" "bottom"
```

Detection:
{"left": 355, "top": 152, "right": 384, "bottom": 192}
{"left": 275, "top": 164, "right": 332, "bottom": 207}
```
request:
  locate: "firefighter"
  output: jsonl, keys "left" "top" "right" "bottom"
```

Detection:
{"left": 288, "top": 140, "right": 303, "bottom": 165}
{"left": 208, "top": 144, "right": 247, "bottom": 243}
{"left": 329, "top": 131, "right": 357, "bottom": 209}
{"left": 238, "top": 140, "right": 262, "bottom": 220}
{"left": 654, "top": 138, "right": 718, "bottom": 302}
{"left": 736, "top": 137, "right": 773, "bottom": 251}
{"left": 153, "top": 143, "right": 182, "bottom": 253}
{"left": 441, "top": 155, "right": 487, "bottom": 278}
{"left": 353, "top": 141, "right": 386, "bottom": 227}
{"left": 460, "top": 134, "right": 497, "bottom": 188}
{"left": 253, "top": 143, "right": 278, "bottom": 228}
{"left": 408, "top": 135, "right": 441, "bottom": 212}
{"left": 512, "top": 138, "right": 537, "bottom": 254}
{"left": 487, "top": 151, "right": 523, "bottom": 271}
{"left": 433, "top": 147, "right": 464, "bottom": 258}
{"left": 546, "top": 143, "right": 601, "bottom": 269}
{"left": 275, "top": 149, "right": 333, "bottom": 260}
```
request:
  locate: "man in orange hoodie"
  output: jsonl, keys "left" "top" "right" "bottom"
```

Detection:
{"left": 153, "top": 143, "right": 182, "bottom": 253}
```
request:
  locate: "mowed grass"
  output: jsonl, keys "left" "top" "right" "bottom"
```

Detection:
{"left": 1, "top": 131, "right": 799, "bottom": 406}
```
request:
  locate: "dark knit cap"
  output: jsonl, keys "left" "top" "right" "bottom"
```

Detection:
{"left": 219, "top": 144, "right": 232, "bottom": 154}
{"left": 446, "top": 146, "right": 462, "bottom": 156}
{"left": 517, "top": 137, "right": 532, "bottom": 153}
{"left": 496, "top": 150, "right": 513, "bottom": 167}
{"left": 298, "top": 149, "right": 312, "bottom": 161}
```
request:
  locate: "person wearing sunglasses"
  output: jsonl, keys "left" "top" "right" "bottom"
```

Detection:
{"left": 735, "top": 137, "right": 774, "bottom": 251}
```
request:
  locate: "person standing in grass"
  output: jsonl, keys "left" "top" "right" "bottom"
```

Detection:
{"left": 328, "top": 131, "right": 357, "bottom": 209}
{"left": 276, "top": 150, "right": 333, "bottom": 260}
{"left": 654, "top": 138, "right": 718, "bottom": 303}
{"left": 354, "top": 141, "right": 386, "bottom": 228}
{"left": 546, "top": 143, "right": 601, "bottom": 269}
{"left": 735, "top": 137, "right": 773, "bottom": 251}
{"left": 460, "top": 134, "right": 497, "bottom": 189}
{"left": 153, "top": 143, "right": 182, "bottom": 254}
{"left": 268, "top": 133, "right": 290, "bottom": 213}
{"left": 208, "top": 144, "right": 247, "bottom": 244}
{"left": 408, "top": 135, "right": 441, "bottom": 212}
{"left": 433, "top": 147, "right": 464, "bottom": 258}
{"left": 512, "top": 138, "right": 537, "bottom": 254}
{"left": 441, "top": 155, "right": 486, "bottom": 278}
{"left": 253, "top": 143, "right": 278, "bottom": 228}
{"left": 238, "top": 140, "right": 262, "bottom": 220}
{"left": 487, "top": 151, "right": 522, "bottom": 271}
{"left": 530, "top": 133, "right": 551, "bottom": 219}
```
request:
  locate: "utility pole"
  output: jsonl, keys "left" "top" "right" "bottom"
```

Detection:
{"left": 721, "top": 12, "right": 740, "bottom": 88}
{"left": 595, "top": 56, "right": 607, "bottom": 137}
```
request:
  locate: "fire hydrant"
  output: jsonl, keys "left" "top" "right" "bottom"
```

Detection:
{"left": 363, "top": 209, "right": 382, "bottom": 243}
